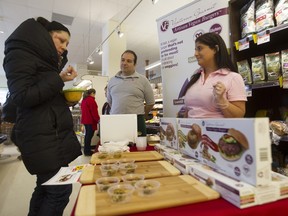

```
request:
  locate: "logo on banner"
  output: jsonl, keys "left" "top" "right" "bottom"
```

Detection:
{"left": 193, "top": 30, "right": 205, "bottom": 40}
{"left": 160, "top": 20, "right": 169, "bottom": 32}
{"left": 209, "top": 23, "right": 222, "bottom": 34}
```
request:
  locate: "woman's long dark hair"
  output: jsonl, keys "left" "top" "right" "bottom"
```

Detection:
{"left": 180, "top": 32, "right": 237, "bottom": 98}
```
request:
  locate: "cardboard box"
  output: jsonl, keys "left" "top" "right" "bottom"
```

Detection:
{"left": 154, "top": 144, "right": 180, "bottom": 156}
{"left": 154, "top": 143, "right": 164, "bottom": 154}
{"left": 178, "top": 118, "right": 272, "bottom": 186}
{"left": 159, "top": 118, "right": 179, "bottom": 150}
{"left": 177, "top": 118, "right": 203, "bottom": 160}
{"left": 188, "top": 163, "right": 277, "bottom": 208}
{"left": 154, "top": 143, "right": 181, "bottom": 165}
{"left": 172, "top": 154, "right": 199, "bottom": 174}
{"left": 271, "top": 171, "right": 288, "bottom": 200}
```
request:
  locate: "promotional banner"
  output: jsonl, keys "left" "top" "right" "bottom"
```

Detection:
{"left": 157, "top": 0, "right": 229, "bottom": 117}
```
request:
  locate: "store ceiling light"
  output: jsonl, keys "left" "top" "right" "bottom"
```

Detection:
{"left": 87, "top": 0, "right": 143, "bottom": 60}
{"left": 97, "top": 46, "right": 103, "bottom": 55}
{"left": 145, "top": 60, "right": 161, "bottom": 70}
{"left": 117, "top": 26, "right": 124, "bottom": 38}
{"left": 75, "top": 79, "right": 92, "bottom": 88}
{"left": 152, "top": 0, "right": 160, "bottom": 4}
{"left": 86, "top": 56, "right": 94, "bottom": 64}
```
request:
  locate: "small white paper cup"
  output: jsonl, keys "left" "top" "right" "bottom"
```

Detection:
{"left": 136, "top": 136, "right": 147, "bottom": 151}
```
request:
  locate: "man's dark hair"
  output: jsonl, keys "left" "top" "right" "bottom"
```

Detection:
{"left": 122, "top": 50, "right": 137, "bottom": 65}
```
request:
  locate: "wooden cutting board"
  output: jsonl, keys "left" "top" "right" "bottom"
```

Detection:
{"left": 79, "top": 160, "right": 181, "bottom": 184}
{"left": 75, "top": 175, "right": 220, "bottom": 216}
{"left": 90, "top": 151, "right": 163, "bottom": 165}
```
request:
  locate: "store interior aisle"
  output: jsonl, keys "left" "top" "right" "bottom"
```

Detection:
{"left": 0, "top": 144, "right": 90, "bottom": 216}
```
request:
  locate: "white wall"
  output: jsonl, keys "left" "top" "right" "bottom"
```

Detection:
{"left": 81, "top": 74, "right": 109, "bottom": 116}
{"left": 0, "top": 74, "right": 8, "bottom": 104}
{"left": 0, "top": 74, "right": 7, "bottom": 88}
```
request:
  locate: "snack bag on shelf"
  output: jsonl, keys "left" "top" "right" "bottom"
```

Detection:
{"left": 265, "top": 52, "right": 281, "bottom": 81}
{"left": 275, "top": 0, "right": 288, "bottom": 26}
{"left": 240, "top": 0, "right": 256, "bottom": 38}
{"left": 255, "top": 0, "right": 275, "bottom": 33}
{"left": 281, "top": 49, "right": 288, "bottom": 78}
{"left": 237, "top": 59, "right": 253, "bottom": 84}
{"left": 251, "top": 56, "right": 266, "bottom": 82}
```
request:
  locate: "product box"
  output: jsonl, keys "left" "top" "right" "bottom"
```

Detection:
{"left": 178, "top": 118, "right": 272, "bottom": 187}
{"left": 172, "top": 154, "right": 199, "bottom": 174}
{"left": 177, "top": 118, "right": 204, "bottom": 160}
{"left": 271, "top": 171, "right": 288, "bottom": 200}
{"left": 154, "top": 143, "right": 181, "bottom": 165}
{"left": 159, "top": 117, "right": 179, "bottom": 150}
{"left": 163, "top": 152, "right": 176, "bottom": 165}
{"left": 154, "top": 143, "right": 164, "bottom": 154}
{"left": 188, "top": 163, "right": 278, "bottom": 208}
{"left": 154, "top": 143, "right": 180, "bottom": 156}
{"left": 162, "top": 149, "right": 182, "bottom": 165}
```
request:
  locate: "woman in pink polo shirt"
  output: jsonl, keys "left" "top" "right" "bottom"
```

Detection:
{"left": 181, "top": 32, "right": 247, "bottom": 118}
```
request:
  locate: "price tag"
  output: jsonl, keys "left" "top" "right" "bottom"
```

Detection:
{"left": 245, "top": 85, "right": 252, "bottom": 97}
{"left": 238, "top": 37, "right": 249, "bottom": 51}
{"left": 257, "top": 30, "right": 270, "bottom": 45}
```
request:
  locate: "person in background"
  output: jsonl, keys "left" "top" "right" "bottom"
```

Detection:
{"left": 3, "top": 17, "right": 82, "bottom": 216}
{"left": 107, "top": 50, "right": 155, "bottom": 136}
{"left": 102, "top": 85, "right": 111, "bottom": 115}
{"left": 81, "top": 88, "right": 100, "bottom": 156}
{"left": 180, "top": 32, "right": 247, "bottom": 118}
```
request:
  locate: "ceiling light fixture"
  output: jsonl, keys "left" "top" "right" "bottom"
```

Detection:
{"left": 117, "top": 26, "right": 124, "bottom": 38}
{"left": 75, "top": 79, "right": 92, "bottom": 88}
{"left": 152, "top": 0, "right": 160, "bottom": 4}
{"left": 86, "top": 56, "right": 94, "bottom": 64}
{"left": 87, "top": 0, "right": 143, "bottom": 60}
{"left": 86, "top": 0, "right": 94, "bottom": 65}
{"left": 145, "top": 60, "right": 161, "bottom": 70}
{"left": 96, "top": 46, "right": 103, "bottom": 55}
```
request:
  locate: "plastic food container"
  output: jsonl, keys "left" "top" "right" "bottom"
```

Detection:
{"left": 107, "top": 184, "right": 135, "bottom": 203}
{"left": 97, "top": 150, "right": 109, "bottom": 160}
{"left": 99, "top": 164, "right": 118, "bottom": 177}
{"left": 135, "top": 180, "right": 160, "bottom": 196}
{"left": 100, "top": 159, "right": 119, "bottom": 166}
{"left": 118, "top": 163, "right": 137, "bottom": 175}
{"left": 118, "top": 159, "right": 135, "bottom": 165}
{"left": 112, "top": 150, "right": 123, "bottom": 159}
{"left": 96, "top": 177, "right": 120, "bottom": 192}
{"left": 122, "top": 174, "right": 145, "bottom": 186}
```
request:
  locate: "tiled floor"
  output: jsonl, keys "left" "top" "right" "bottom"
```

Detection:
{"left": 0, "top": 143, "right": 91, "bottom": 216}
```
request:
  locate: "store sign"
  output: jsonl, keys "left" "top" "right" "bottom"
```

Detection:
{"left": 156, "top": 0, "right": 229, "bottom": 117}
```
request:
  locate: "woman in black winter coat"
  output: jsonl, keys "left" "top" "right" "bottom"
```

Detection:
{"left": 3, "top": 17, "right": 82, "bottom": 216}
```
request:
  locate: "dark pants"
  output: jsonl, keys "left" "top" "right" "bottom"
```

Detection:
{"left": 84, "top": 124, "right": 95, "bottom": 154}
{"left": 28, "top": 168, "right": 72, "bottom": 216}
{"left": 137, "top": 114, "right": 147, "bottom": 136}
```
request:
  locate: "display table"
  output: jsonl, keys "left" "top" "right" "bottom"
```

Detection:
{"left": 71, "top": 146, "right": 288, "bottom": 215}
{"left": 125, "top": 197, "right": 288, "bottom": 216}
{"left": 70, "top": 194, "right": 288, "bottom": 216}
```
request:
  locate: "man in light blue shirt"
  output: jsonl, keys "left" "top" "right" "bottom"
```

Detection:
{"left": 107, "top": 50, "right": 155, "bottom": 136}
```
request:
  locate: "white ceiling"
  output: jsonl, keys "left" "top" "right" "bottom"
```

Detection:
{"left": 0, "top": 0, "right": 194, "bottom": 77}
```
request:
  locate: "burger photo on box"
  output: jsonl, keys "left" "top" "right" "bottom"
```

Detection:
{"left": 218, "top": 128, "right": 249, "bottom": 161}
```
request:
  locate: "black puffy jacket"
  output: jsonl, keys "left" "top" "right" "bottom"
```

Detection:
{"left": 3, "top": 18, "right": 82, "bottom": 175}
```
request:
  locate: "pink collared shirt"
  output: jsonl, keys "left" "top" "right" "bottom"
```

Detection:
{"left": 184, "top": 68, "right": 247, "bottom": 118}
